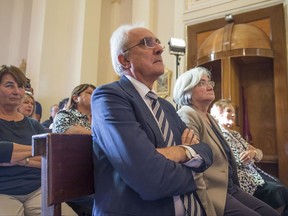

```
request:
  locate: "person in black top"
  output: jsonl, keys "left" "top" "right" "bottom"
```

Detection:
{"left": 0, "top": 65, "right": 76, "bottom": 216}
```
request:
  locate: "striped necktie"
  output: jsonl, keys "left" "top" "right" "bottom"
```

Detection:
{"left": 146, "top": 91, "right": 175, "bottom": 146}
{"left": 146, "top": 91, "right": 206, "bottom": 216}
{"left": 181, "top": 192, "right": 205, "bottom": 216}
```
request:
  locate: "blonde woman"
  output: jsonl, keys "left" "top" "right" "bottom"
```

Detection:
{"left": 18, "top": 91, "right": 35, "bottom": 117}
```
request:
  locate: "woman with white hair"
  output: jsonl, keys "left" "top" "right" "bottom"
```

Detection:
{"left": 173, "top": 66, "right": 279, "bottom": 216}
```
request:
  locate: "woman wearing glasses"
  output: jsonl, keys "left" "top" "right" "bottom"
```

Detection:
{"left": 173, "top": 67, "right": 279, "bottom": 216}
{"left": 0, "top": 65, "right": 76, "bottom": 216}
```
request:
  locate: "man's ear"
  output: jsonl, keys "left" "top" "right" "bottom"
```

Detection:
{"left": 118, "top": 54, "right": 130, "bottom": 68}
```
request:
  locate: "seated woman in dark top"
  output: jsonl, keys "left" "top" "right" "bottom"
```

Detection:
{"left": 0, "top": 65, "right": 76, "bottom": 216}
{"left": 210, "top": 99, "right": 288, "bottom": 216}
{"left": 53, "top": 83, "right": 96, "bottom": 216}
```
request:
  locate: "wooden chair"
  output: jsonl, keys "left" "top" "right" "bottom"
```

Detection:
{"left": 32, "top": 133, "right": 94, "bottom": 216}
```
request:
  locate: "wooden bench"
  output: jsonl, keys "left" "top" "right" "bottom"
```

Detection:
{"left": 32, "top": 133, "right": 94, "bottom": 216}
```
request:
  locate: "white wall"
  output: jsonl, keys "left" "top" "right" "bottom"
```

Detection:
{"left": 26, "top": 0, "right": 89, "bottom": 121}
{"left": 0, "top": 0, "right": 32, "bottom": 67}
{"left": 0, "top": 0, "right": 287, "bottom": 120}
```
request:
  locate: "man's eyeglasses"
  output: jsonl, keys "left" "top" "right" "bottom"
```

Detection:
{"left": 196, "top": 80, "right": 215, "bottom": 88}
{"left": 123, "top": 37, "right": 163, "bottom": 53}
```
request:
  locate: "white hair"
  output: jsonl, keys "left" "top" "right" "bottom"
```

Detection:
{"left": 210, "top": 99, "right": 232, "bottom": 122}
{"left": 173, "top": 67, "right": 211, "bottom": 106}
{"left": 110, "top": 23, "right": 146, "bottom": 76}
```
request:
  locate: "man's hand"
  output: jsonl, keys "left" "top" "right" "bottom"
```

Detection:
{"left": 156, "top": 146, "right": 187, "bottom": 163}
{"left": 156, "top": 129, "right": 201, "bottom": 163}
{"left": 181, "top": 128, "right": 199, "bottom": 145}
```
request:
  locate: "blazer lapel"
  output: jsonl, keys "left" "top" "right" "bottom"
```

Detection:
{"left": 204, "top": 115, "right": 228, "bottom": 160}
{"left": 118, "top": 76, "right": 165, "bottom": 147}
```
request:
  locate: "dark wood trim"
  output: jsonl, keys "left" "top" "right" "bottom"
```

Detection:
{"left": 186, "top": 4, "right": 288, "bottom": 185}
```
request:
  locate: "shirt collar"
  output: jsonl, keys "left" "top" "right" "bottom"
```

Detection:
{"left": 125, "top": 75, "right": 157, "bottom": 99}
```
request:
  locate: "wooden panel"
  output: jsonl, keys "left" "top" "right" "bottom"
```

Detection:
{"left": 269, "top": 3, "right": 288, "bottom": 184}
{"left": 197, "top": 30, "right": 215, "bottom": 50}
{"left": 240, "top": 61, "right": 276, "bottom": 156}
{"left": 32, "top": 133, "right": 94, "bottom": 216}
{"left": 256, "top": 161, "right": 278, "bottom": 178}
{"left": 221, "top": 57, "right": 232, "bottom": 99}
{"left": 48, "top": 134, "right": 94, "bottom": 205}
{"left": 186, "top": 4, "right": 288, "bottom": 185}
{"left": 249, "top": 18, "right": 271, "bottom": 39}
{"left": 229, "top": 59, "right": 241, "bottom": 132}
{"left": 186, "top": 18, "right": 226, "bottom": 68}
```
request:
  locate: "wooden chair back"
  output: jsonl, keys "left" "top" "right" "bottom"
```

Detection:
{"left": 32, "top": 133, "right": 94, "bottom": 216}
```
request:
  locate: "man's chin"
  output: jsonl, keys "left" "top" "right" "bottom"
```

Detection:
{"left": 153, "top": 66, "right": 164, "bottom": 73}
{"left": 157, "top": 71, "right": 164, "bottom": 77}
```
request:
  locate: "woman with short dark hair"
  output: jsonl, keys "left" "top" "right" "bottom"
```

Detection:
{"left": 0, "top": 65, "right": 76, "bottom": 216}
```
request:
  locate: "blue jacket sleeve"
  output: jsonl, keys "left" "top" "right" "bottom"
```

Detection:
{"left": 189, "top": 143, "right": 213, "bottom": 173}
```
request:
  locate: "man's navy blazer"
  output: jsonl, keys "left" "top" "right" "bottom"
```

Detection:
{"left": 91, "top": 76, "right": 212, "bottom": 216}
